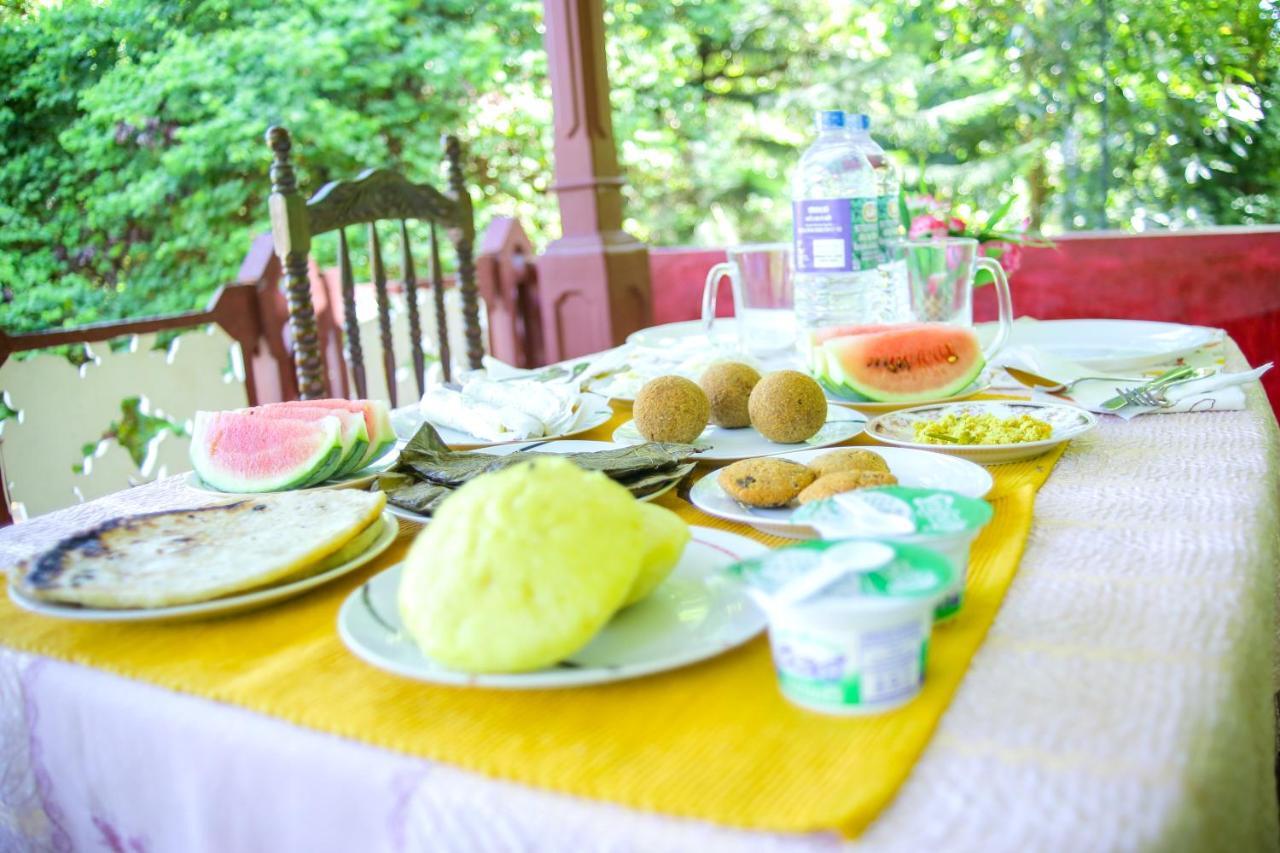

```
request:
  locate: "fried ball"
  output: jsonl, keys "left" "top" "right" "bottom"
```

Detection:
{"left": 633, "top": 375, "right": 710, "bottom": 444}
{"left": 806, "top": 448, "right": 891, "bottom": 479}
{"left": 699, "top": 361, "right": 761, "bottom": 428}
{"left": 717, "top": 457, "right": 815, "bottom": 508}
{"left": 796, "top": 470, "right": 899, "bottom": 505}
{"left": 748, "top": 370, "right": 828, "bottom": 443}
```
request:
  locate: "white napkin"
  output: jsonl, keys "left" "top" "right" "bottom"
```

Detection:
{"left": 1070, "top": 363, "right": 1272, "bottom": 419}
{"left": 418, "top": 372, "right": 605, "bottom": 442}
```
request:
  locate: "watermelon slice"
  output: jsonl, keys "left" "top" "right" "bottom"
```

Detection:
{"left": 277, "top": 399, "right": 395, "bottom": 471}
{"left": 190, "top": 411, "right": 345, "bottom": 492}
{"left": 242, "top": 405, "right": 370, "bottom": 478}
{"left": 817, "top": 324, "right": 984, "bottom": 403}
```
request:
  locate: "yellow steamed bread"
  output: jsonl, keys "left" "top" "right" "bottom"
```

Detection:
{"left": 622, "top": 502, "right": 691, "bottom": 607}
{"left": 398, "top": 456, "right": 645, "bottom": 673}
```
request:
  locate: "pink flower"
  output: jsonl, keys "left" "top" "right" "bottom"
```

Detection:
{"left": 981, "top": 241, "right": 1024, "bottom": 275}
{"left": 908, "top": 214, "right": 950, "bottom": 239}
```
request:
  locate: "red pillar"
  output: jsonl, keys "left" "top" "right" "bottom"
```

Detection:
{"left": 537, "top": 0, "right": 652, "bottom": 361}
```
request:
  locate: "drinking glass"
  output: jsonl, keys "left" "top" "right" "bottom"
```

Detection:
{"left": 900, "top": 237, "right": 1013, "bottom": 361}
{"left": 701, "top": 243, "right": 796, "bottom": 357}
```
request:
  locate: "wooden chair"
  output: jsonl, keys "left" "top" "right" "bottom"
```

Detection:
{"left": 264, "top": 126, "right": 484, "bottom": 405}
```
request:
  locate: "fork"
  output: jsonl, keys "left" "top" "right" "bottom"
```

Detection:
{"left": 1113, "top": 367, "right": 1215, "bottom": 408}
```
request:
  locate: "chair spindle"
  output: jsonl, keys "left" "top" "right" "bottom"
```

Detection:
{"left": 337, "top": 228, "right": 367, "bottom": 399}
{"left": 400, "top": 221, "right": 427, "bottom": 398}
{"left": 368, "top": 225, "right": 397, "bottom": 408}
{"left": 429, "top": 223, "right": 452, "bottom": 385}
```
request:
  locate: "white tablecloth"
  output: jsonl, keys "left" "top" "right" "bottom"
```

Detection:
{"left": 2, "top": 343, "right": 1278, "bottom": 852}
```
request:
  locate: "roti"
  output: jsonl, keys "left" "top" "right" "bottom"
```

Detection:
{"left": 19, "top": 490, "right": 387, "bottom": 609}
{"left": 268, "top": 511, "right": 390, "bottom": 588}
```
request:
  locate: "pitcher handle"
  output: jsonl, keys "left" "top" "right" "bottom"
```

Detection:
{"left": 701, "top": 262, "right": 747, "bottom": 350}
{"left": 975, "top": 257, "right": 1013, "bottom": 361}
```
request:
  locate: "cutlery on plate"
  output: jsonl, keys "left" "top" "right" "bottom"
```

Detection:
{"left": 1099, "top": 366, "right": 1212, "bottom": 411}
{"left": 1004, "top": 367, "right": 1142, "bottom": 394}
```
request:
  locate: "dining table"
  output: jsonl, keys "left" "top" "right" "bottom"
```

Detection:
{"left": 1, "top": 336, "right": 1277, "bottom": 853}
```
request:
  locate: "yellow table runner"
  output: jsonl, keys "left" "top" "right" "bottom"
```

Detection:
{"left": 0, "top": 407, "right": 1064, "bottom": 838}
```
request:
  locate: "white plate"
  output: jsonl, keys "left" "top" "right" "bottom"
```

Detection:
{"left": 8, "top": 510, "right": 400, "bottom": 623}
{"left": 185, "top": 446, "right": 399, "bottom": 494}
{"left": 984, "top": 319, "right": 1221, "bottom": 371}
{"left": 822, "top": 370, "right": 995, "bottom": 414}
{"left": 338, "top": 526, "right": 768, "bottom": 688}
{"left": 389, "top": 394, "right": 614, "bottom": 448}
{"left": 382, "top": 440, "right": 689, "bottom": 525}
{"left": 613, "top": 404, "right": 866, "bottom": 462}
{"left": 867, "top": 400, "right": 1098, "bottom": 464}
{"left": 688, "top": 447, "right": 993, "bottom": 539}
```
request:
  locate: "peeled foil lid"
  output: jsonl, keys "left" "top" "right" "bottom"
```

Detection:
{"left": 792, "top": 487, "right": 993, "bottom": 539}
{"left": 725, "top": 538, "right": 954, "bottom": 605}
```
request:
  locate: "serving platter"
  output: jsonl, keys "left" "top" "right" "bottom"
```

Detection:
{"left": 381, "top": 440, "right": 688, "bottom": 526}
{"left": 687, "top": 446, "right": 993, "bottom": 539}
{"left": 822, "top": 370, "right": 995, "bottom": 414}
{"left": 388, "top": 393, "right": 615, "bottom": 448}
{"left": 338, "top": 527, "right": 768, "bottom": 688}
{"left": 8, "top": 510, "right": 400, "bottom": 623}
{"left": 612, "top": 404, "right": 866, "bottom": 462}
{"left": 983, "top": 319, "right": 1221, "bottom": 372}
{"left": 866, "top": 400, "right": 1098, "bottom": 464}
{"left": 185, "top": 446, "right": 400, "bottom": 494}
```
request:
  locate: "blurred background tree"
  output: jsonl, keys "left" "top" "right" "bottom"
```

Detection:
{"left": 2, "top": 0, "right": 1276, "bottom": 334}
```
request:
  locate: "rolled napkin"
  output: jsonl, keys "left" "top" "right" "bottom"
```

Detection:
{"left": 418, "top": 373, "right": 609, "bottom": 442}
{"left": 1069, "top": 363, "right": 1272, "bottom": 420}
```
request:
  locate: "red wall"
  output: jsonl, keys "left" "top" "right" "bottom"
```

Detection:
{"left": 648, "top": 229, "right": 1280, "bottom": 412}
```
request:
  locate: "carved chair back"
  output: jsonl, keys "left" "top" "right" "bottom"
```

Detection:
{"left": 264, "top": 126, "right": 483, "bottom": 405}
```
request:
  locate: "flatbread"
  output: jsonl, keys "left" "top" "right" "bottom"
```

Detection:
{"left": 18, "top": 490, "right": 387, "bottom": 609}
{"left": 266, "top": 511, "right": 389, "bottom": 589}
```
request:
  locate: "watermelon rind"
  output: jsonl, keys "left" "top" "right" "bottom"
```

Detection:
{"left": 278, "top": 399, "right": 396, "bottom": 472}
{"left": 819, "top": 328, "right": 985, "bottom": 404}
{"left": 190, "top": 411, "right": 345, "bottom": 493}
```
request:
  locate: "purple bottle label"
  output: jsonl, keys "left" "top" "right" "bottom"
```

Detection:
{"left": 792, "top": 198, "right": 881, "bottom": 273}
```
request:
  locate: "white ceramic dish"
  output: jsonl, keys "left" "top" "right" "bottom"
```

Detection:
{"left": 381, "top": 440, "right": 687, "bottom": 525}
{"left": 984, "top": 319, "right": 1221, "bottom": 371}
{"left": 612, "top": 404, "right": 866, "bottom": 462}
{"left": 8, "top": 510, "right": 400, "bottom": 623}
{"left": 338, "top": 526, "right": 768, "bottom": 688}
{"left": 688, "top": 446, "right": 993, "bottom": 539}
{"left": 822, "top": 370, "right": 995, "bottom": 414}
{"left": 867, "top": 400, "right": 1098, "bottom": 464}
{"left": 389, "top": 393, "right": 614, "bottom": 448}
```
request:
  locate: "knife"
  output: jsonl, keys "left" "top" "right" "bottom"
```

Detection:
{"left": 1098, "top": 365, "right": 1200, "bottom": 411}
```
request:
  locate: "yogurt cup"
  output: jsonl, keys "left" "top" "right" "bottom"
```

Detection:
{"left": 726, "top": 539, "right": 955, "bottom": 715}
{"left": 792, "top": 487, "right": 993, "bottom": 620}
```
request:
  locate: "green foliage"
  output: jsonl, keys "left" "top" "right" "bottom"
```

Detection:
{"left": 73, "top": 395, "right": 188, "bottom": 474}
{"left": 2, "top": 0, "right": 1277, "bottom": 334}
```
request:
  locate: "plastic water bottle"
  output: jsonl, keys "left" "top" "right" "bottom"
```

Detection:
{"left": 845, "top": 113, "right": 906, "bottom": 303}
{"left": 791, "top": 110, "right": 886, "bottom": 366}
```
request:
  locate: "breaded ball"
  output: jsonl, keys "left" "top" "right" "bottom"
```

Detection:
{"left": 699, "top": 361, "right": 761, "bottom": 428}
{"left": 717, "top": 457, "right": 815, "bottom": 508}
{"left": 748, "top": 370, "right": 828, "bottom": 443}
{"left": 807, "top": 448, "right": 891, "bottom": 479}
{"left": 633, "top": 375, "right": 710, "bottom": 444}
{"left": 796, "top": 470, "right": 899, "bottom": 505}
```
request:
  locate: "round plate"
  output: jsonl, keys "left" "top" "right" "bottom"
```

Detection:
{"left": 185, "top": 446, "right": 399, "bottom": 495}
{"left": 381, "top": 440, "right": 685, "bottom": 526}
{"left": 983, "top": 319, "right": 1221, "bottom": 372}
{"left": 7, "top": 510, "right": 400, "bottom": 623}
{"left": 612, "top": 404, "right": 866, "bottom": 462}
{"left": 389, "top": 394, "right": 614, "bottom": 448}
{"left": 688, "top": 447, "right": 993, "bottom": 539}
{"left": 338, "top": 526, "right": 768, "bottom": 688}
{"left": 822, "top": 370, "right": 995, "bottom": 414}
{"left": 866, "top": 400, "right": 1098, "bottom": 464}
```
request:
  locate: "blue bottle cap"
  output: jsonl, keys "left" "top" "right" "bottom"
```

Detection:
{"left": 816, "top": 110, "right": 846, "bottom": 130}
{"left": 847, "top": 113, "right": 871, "bottom": 130}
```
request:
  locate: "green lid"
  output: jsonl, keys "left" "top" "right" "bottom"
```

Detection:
{"left": 726, "top": 538, "right": 955, "bottom": 605}
{"left": 792, "top": 486, "right": 993, "bottom": 539}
